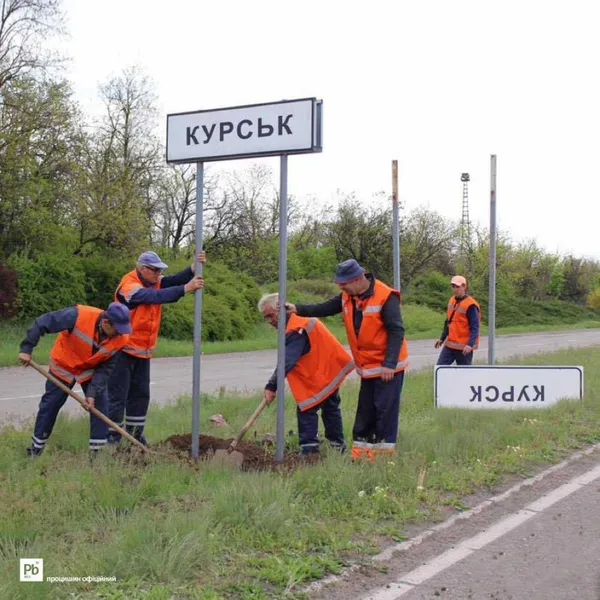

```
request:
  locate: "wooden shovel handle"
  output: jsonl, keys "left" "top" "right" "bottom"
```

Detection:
{"left": 28, "top": 360, "right": 151, "bottom": 453}
{"left": 229, "top": 396, "right": 270, "bottom": 450}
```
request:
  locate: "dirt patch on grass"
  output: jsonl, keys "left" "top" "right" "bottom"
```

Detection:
{"left": 163, "top": 433, "right": 319, "bottom": 471}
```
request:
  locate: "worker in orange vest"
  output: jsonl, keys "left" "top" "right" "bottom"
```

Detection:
{"left": 434, "top": 275, "right": 481, "bottom": 365}
{"left": 259, "top": 293, "right": 354, "bottom": 456}
{"left": 18, "top": 303, "right": 132, "bottom": 456}
{"left": 286, "top": 259, "right": 409, "bottom": 460}
{"left": 107, "top": 250, "right": 205, "bottom": 446}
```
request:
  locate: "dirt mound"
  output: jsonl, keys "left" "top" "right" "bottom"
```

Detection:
{"left": 163, "top": 433, "right": 320, "bottom": 471}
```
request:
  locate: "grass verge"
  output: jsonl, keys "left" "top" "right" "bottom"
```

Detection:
{"left": 1, "top": 347, "right": 599, "bottom": 598}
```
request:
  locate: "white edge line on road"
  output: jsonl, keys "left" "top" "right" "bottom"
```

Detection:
{"left": 362, "top": 456, "right": 600, "bottom": 600}
{"left": 303, "top": 442, "right": 600, "bottom": 596}
{"left": 1, "top": 381, "right": 157, "bottom": 402}
{"left": 0, "top": 394, "right": 40, "bottom": 401}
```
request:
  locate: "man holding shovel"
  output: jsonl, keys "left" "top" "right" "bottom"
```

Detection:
{"left": 286, "top": 259, "right": 409, "bottom": 461}
{"left": 106, "top": 250, "right": 205, "bottom": 447}
{"left": 259, "top": 293, "right": 354, "bottom": 457}
{"left": 19, "top": 302, "right": 132, "bottom": 456}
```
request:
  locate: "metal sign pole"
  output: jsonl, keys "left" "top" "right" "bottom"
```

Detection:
{"left": 392, "top": 160, "right": 400, "bottom": 290}
{"left": 191, "top": 161, "right": 204, "bottom": 458}
{"left": 488, "top": 155, "right": 497, "bottom": 365}
{"left": 275, "top": 154, "right": 288, "bottom": 463}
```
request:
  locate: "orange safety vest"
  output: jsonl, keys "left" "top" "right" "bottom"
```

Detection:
{"left": 342, "top": 279, "right": 409, "bottom": 379}
{"left": 49, "top": 305, "right": 129, "bottom": 384}
{"left": 444, "top": 295, "right": 481, "bottom": 350}
{"left": 285, "top": 314, "right": 355, "bottom": 411}
{"left": 115, "top": 270, "right": 162, "bottom": 359}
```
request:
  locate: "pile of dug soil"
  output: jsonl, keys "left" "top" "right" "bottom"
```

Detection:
{"left": 163, "top": 433, "right": 319, "bottom": 471}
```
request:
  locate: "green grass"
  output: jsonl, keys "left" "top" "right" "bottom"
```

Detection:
{"left": 2, "top": 306, "right": 599, "bottom": 367}
{"left": 1, "top": 347, "right": 599, "bottom": 598}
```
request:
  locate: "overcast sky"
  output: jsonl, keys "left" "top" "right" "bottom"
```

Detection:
{"left": 58, "top": 0, "right": 600, "bottom": 259}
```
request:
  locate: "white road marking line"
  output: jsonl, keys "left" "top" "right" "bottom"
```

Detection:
{"left": 362, "top": 459, "right": 600, "bottom": 599}
{"left": 0, "top": 394, "right": 40, "bottom": 401}
{"left": 1, "top": 382, "right": 155, "bottom": 401}
{"left": 304, "top": 443, "right": 600, "bottom": 596}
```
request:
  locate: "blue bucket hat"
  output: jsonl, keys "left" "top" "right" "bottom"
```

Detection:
{"left": 332, "top": 259, "right": 365, "bottom": 284}
{"left": 105, "top": 302, "right": 132, "bottom": 334}
{"left": 137, "top": 251, "right": 168, "bottom": 270}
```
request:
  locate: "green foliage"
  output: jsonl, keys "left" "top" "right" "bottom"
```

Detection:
{"left": 80, "top": 253, "right": 132, "bottom": 310}
{"left": 160, "top": 261, "right": 261, "bottom": 341}
{"left": 291, "top": 244, "right": 338, "bottom": 280}
{"left": 0, "top": 263, "right": 18, "bottom": 319}
{"left": 586, "top": 289, "right": 600, "bottom": 309}
{"left": 8, "top": 252, "right": 87, "bottom": 319}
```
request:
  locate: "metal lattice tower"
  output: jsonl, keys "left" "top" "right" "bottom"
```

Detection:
{"left": 460, "top": 173, "right": 471, "bottom": 252}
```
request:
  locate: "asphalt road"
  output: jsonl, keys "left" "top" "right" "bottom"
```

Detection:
{"left": 314, "top": 451, "right": 600, "bottom": 600}
{"left": 398, "top": 480, "right": 600, "bottom": 600}
{"left": 1, "top": 329, "right": 599, "bottom": 426}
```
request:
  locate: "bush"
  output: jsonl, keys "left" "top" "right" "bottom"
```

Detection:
{"left": 586, "top": 289, "right": 600, "bottom": 309}
{"left": 291, "top": 245, "right": 337, "bottom": 280}
{"left": 160, "top": 261, "right": 261, "bottom": 341}
{"left": 0, "top": 263, "right": 18, "bottom": 319}
{"left": 80, "top": 254, "right": 132, "bottom": 309}
{"left": 8, "top": 252, "right": 87, "bottom": 319}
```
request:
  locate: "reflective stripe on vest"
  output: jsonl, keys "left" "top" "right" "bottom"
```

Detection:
{"left": 122, "top": 346, "right": 155, "bottom": 357}
{"left": 296, "top": 359, "right": 355, "bottom": 410}
{"left": 355, "top": 358, "right": 410, "bottom": 378}
{"left": 48, "top": 358, "right": 76, "bottom": 383}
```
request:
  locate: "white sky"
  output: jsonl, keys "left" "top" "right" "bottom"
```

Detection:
{"left": 57, "top": 0, "right": 600, "bottom": 258}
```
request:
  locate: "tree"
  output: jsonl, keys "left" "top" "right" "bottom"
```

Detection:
{"left": 0, "top": 0, "right": 64, "bottom": 91}
{"left": 0, "top": 76, "right": 83, "bottom": 257}
{"left": 324, "top": 193, "right": 394, "bottom": 280}
{"left": 72, "top": 66, "right": 161, "bottom": 254}
{"left": 400, "top": 208, "right": 456, "bottom": 286}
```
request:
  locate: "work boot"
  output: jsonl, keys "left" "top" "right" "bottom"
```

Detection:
{"left": 134, "top": 434, "right": 150, "bottom": 448}
{"left": 25, "top": 445, "right": 44, "bottom": 457}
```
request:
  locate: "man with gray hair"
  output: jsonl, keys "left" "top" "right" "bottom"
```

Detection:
{"left": 259, "top": 293, "right": 354, "bottom": 457}
{"left": 107, "top": 250, "right": 205, "bottom": 446}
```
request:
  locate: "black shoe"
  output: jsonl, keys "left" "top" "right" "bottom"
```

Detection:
{"left": 135, "top": 435, "right": 150, "bottom": 447}
{"left": 26, "top": 445, "right": 44, "bottom": 457}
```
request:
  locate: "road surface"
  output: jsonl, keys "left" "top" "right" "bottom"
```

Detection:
{"left": 1, "top": 329, "right": 598, "bottom": 425}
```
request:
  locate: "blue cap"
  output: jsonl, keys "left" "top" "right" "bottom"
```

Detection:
{"left": 105, "top": 302, "right": 132, "bottom": 334}
{"left": 333, "top": 259, "right": 365, "bottom": 284}
{"left": 137, "top": 251, "right": 168, "bottom": 270}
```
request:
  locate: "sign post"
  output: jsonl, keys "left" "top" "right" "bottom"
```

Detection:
{"left": 391, "top": 160, "right": 400, "bottom": 291}
{"left": 489, "top": 155, "right": 497, "bottom": 365}
{"left": 166, "top": 98, "right": 323, "bottom": 460}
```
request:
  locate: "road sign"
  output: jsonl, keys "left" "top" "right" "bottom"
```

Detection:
{"left": 435, "top": 365, "right": 584, "bottom": 409}
{"left": 166, "top": 98, "right": 323, "bottom": 164}
{"left": 166, "top": 96, "right": 323, "bottom": 461}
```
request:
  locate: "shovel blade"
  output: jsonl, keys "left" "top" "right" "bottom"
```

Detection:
{"left": 212, "top": 448, "right": 244, "bottom": 468}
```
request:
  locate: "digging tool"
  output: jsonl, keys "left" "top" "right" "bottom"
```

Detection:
{"left": 28, "top": 360, "right": 150, "bottom": 453}
{"left": 212, "top": 395, "right": 270, "bottom": 467}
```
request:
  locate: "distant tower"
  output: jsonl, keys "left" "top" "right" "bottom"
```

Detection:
{"left": 460, "top": 173, "right": 471, "bottom": 253}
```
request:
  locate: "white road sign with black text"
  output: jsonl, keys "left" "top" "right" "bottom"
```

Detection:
{"left": 435, "top": 366, "right": 584, "bottom": 409}
{"left": 166, "top": 98, "right": 322, "bottom": 163}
